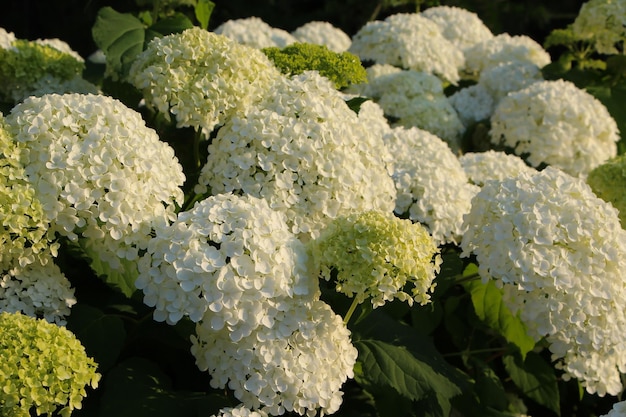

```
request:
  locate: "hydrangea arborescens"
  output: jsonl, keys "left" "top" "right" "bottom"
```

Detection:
{"left": 291, "top": 21, "right": 352, "bottom": 53}
{"left": 136, "top": 193, "right": 317, "bottom": 336}
{"left": 128, "top": 27, "right": 282, "bottom": 137}
{"left": 461, "top": 167, "right": 626, "bottom": 396}
{"left": 0, "top": 27, "right": 16, "bottom": 49}
{"left": 601, "top": 400, "right": 626, "bottom": 417}
{"left": 214, "top": 17, "right": 297, "bottom": 49}
{"left": 0, "top": 311, "right": 100, "bottom": 417}
{"left": 211, "top": 406, "right": 269, "bottom": 417}
{"left": 195, "top": 71, "right": 396, "bottom": 240}
{"left": 348, "top": 13, "right": 464, "bottom": 84}
{"left": 478, "top": 61, "right": 543, "bottom": 103}
{"left": 571, "top": 0, "right": 626, "bottom": 55}
{"left": 587, "top": 154, "right": 626, "bottom": 227}
{"left": 447, "top": 84, "right": 494, "bottom": 127}
{"left": 489, "top": 79, "right": 619, "bottom": 177}
{"left": 420, "top": 6, "right": 494, "bottom": 51}
{"left": 192, "top": 298, "right": 358, "bottom": 417}
{"left": 384, "top": 127, "right": 480, "bottom": 245}
{"left": 459, "top": 150, "right": 537, "bottom": 187}
{"left": 5, "top": 93, "right": 185, "bottom": 274}
{"left": 10, "top": 73, "right": 100, "bottom": 104}
{"left": 463, "top": 33, "right": 551, "bottom": 75}
{"left": 310, "top": 210, "right": 441, "bottom": 309}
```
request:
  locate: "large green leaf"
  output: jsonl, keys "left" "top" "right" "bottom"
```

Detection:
{"left": 194, "top": 0, "right": 215, "bottom": 29}
{"left": 463, "top": 267, "right": 535, "bottom": 359}
{"left": 503, "top": 352, "right": 560, "bottom": 416}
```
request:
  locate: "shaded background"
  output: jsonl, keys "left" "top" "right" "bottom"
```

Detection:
{"left": 0, "top": 0, "right": 587, "bottom": 59}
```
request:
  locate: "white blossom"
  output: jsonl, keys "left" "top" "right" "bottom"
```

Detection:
{"left": 459, "top": 150, "right": 536, "bottom": 186}
{"left": 214, "top": 17, "right": 297, "bottom": 49}
{"left": 478, "top": 61, "right": 543, "bottom": 103}
{"left": 0, "top": 27, "right": 16, "bottom": 49}
{"left": 420, "top": 6, "right": 494, "bottom": 51}
{"left": 291, "top": 21, "right": 352, "bottom": 52}
{"left": 448, "top": 84, "right": 494, "bottom": 127}
{"left": 572, "top": 0, "right": 626, "bottom": 55}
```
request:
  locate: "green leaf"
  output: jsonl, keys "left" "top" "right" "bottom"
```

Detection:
{"left": 195, "top": 0, "right": 215, "bottom": 30}
{"left": 503, "top": 352, "right": 560, "bottom": 416}
{"left": 65, "top": 304, "right": 126, "bottom": 372}
{"left": 92, "top": 7, "right": 146, "bottom": 80}
{"left": 586, "top": 82, "right": 626, "bottom": 155}
{"left": 463, "top": 275, "right": 535, "bottom": 359}
{"left": 147, "top": 12, "right": 194, "bottom": 38}
{"left": 473, "top": 361, "right": 508, "bottom": 411}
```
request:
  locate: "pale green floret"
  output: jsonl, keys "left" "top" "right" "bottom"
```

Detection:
{"left": 0, "top": 311, "right": 100, "bottom": 417}
{"left": 0, "top": 39, "right": 84, "bottom": 102}
{"left": 311, "top": 210, "right": 441, "bottom": 309}
{"left": 587, "top": 154, "right": 626, "bottom": 227}
{"left": 262, "top": 43, "right": 367, "bottom": 89}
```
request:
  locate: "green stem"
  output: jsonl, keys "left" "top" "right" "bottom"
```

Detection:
{"left": 343, "top": 297, "right": 360, "bottom": 325}
{"left": 442, "top": 347, "right": 504, "bottom": 358}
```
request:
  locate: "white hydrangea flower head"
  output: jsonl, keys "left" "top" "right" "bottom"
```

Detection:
{"left": 461, "top": 167, "right": 626, "bottom": 396}
{"left": 348, "top": 13, "right": 465, "bottom": 84}
{"left": 214, "top": 17, "right": 297, "bottom": 49}
{"left": 136, "top": 193, "right": 317, "bottom": 331}
{"left": 345, "top": 63, "right": 401, "bottom": 98}
{"left": 601, "top": 400, "right": 626, "bottom": 417}
{"left": 9, "top": 74, "right": 100, "bottom": 103}
{"left": 364, "top": 68, "right": 465, "bottom": 150}
{"left": 196, "top": 71, "right": 397, "bottom": 240}
{"left": 459, "top": 150, "right": 536, "bottom": 186}
{"left": 34, "top": 38, "right": 84, "bottom": 62}
{"left": 291, "top": 21, "right": 352, "bottom": 52}
{"left": 489, "top": 79, "right": 619, "bottom": 177}
{"left": 572, "top": 0, "right": 626, "bottom": 55}
{"left": 191, "top": 298, "right": 358, "bottom": 416}
{"left": 0, "top": 255, "right": 76, "bottom": 325}
{"left": 463, "top": 33, "right": 551, "bottom": 75}
{"left": 384, "top": 126, "right": 480, "bottom": 245}
{"left": 448, "top": 84, "right": 494, "bottom": 127}
{"left": 478, "top": 61, "right": 544, "bottom": 103}
{"left": 211, "top": 405, "right": 269, "bottom": 417}
{"left": 6, "top": 93, "right": 185, "bottom": 272}
{"left": 128, "top": 27, "right": 282, "bottom": 137}
{"left": 0, "top": 27, "right": 16, "bottom": 49}
{"left": 420, "top": 6, "right": 494, "bottom": 51}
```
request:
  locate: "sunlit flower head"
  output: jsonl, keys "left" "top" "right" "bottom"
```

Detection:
{"left": 459, "top": 150, "right": 537, "bottom": 187}
{"left": 572, "top": 0, "right": 626, "bottom": 55}
{"left": 447, "top": 83, "right": 494, "bottom": 127}
{"left": 349, "top": 13, "right": 465, "bottom": 84}
{"left": 291, "top": 21, "right": 352, "bottom": 52}
{"left": 0, "top": 27, "right": 16, "bottom": 49}
{"left": 587, "top": 153, "right": 626, "bottom": 227}
{"left": 0, "top": 311, "right": 100, "bottom": 417}
{"left": 461, "top": 167, "right": 626, "bottom": 397}
{"left": 420, "top": 6, "right": 494, "bottom": 51}
{"left": 489, "top": 79, "right": 619, "bottom": 177}
{"left": 128, "top": 27, "right": 282, "bottom": 137}
{"left": 214, "top": 17, "right": 297, "bottom": 49}
{"left": 211, "top": 405, "right": 269, "bottom": 417}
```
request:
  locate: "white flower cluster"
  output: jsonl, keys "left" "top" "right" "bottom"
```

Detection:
{"left": 384, "top": 127, "right": 479, "bottom": 245}
{"left": 192, "top": 299, "right": 358, "bottom": 416}
{"left": 10, "top": 73, "right": 100, "bottom": 103}
{"left": 6, "top": 93, "right": 185, "bottom": 272}
{"left": 572, "top": 0, "right": 626, "bottom": 55}
{"left": 420, "top": 6, "right": 494, "bottom": 51}
{"left": 0, "top": 257, "right": 76, "bottom": 325}
{"left": 214, "top": 17, "right": 297, "bottom": 49}
{"left": 291, "top": 21, "right": 352, "bottom": 53}
{"left": 34, "top": 38, "right": 84, "bottom": 62}
{"left": 349, "top": 13, "right": 464, "bottom": 84}
{"left": 196, "top": 71, "right": 396, "bottom": 240}
{"left": 128, "top": 27, "right": 281, "bottom": 137}
{"left": 490, "top": 79, "right": 619, "bottom": 177}
{"left": 459, "top": 150, "right": 536, "bottom": 187}
{"left": 463, "top": 33, "right": 551, "bottom": 75}
{"left": 211, "top": 406, "right": 269, "bottom": 417}
{"left": 461, "top": 167, "right": 626, "bottom": 396}
{"left": 447, "top": 84, "right": 494, "bottom": 127}
{"left": 601, "top": 400, "right": 626, "bottom": 417}
{"left": 0, "top": 27, "right": 16, "bottom": 49}
{"left": 136, "top": 193, "right": 316, "bottom": 330}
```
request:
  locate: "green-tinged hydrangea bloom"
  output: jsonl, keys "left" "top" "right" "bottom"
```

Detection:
{"left": 0, "top": 39, "right": 84, "bottom": 102}
{"left": 262, "top": 43, "right": 366, "bottom": 89}
{"left": 311, "top": 210, "right": 441, "bottom": 308}
{"left": 0, "top": 311, "right": 100, "bottom": 417}
{"left": 572, "top": 0, "right": 626, "bottom": 55}
{"left": 587, "top": 154, "right": 626, "bottom": 227}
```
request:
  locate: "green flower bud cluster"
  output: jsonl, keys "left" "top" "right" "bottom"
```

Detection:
{"left": 587, "top": 153, "right": 626, "bottom": 227}
{"left": 262, "top": 42, "right": 367, "bottom": 89}
{"left": 310, "top": 210, "right": 441, "bottom": 308}
{"left": 0, "top": 311, "right": 100, "bottom": 417}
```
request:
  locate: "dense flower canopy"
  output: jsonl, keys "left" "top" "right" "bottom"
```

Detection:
{"left": 447, "top": 84, "right": 494, "bottom": 127}
{"left": 420, "top": 5, "right": 494, "bottom": 51}
{"left": 459, "top": 150, "right": 537, "bottom": 186}
{"left": 461, "top": 167, "right": 626, "bottom": 396}
{"left": 478, "top": 61, "right": 544, "bottom": 103}
{"left": 214, "top": 17, "right": 297, "bottom": 49}
{"left": 571, "top": 0, "right": 626, "bottom": 55}
{"left": 291, "top": 21, "right": 352, "bottom": 53}
{"left": 489, "top": 79, "right": 619, "bottom": 177}
{"left": 128, "top": 27, "right": 282, "bottom": 137}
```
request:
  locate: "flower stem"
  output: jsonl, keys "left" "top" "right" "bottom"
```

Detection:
{"left": 343, "top": 297, "right": 360, "bottom": 325}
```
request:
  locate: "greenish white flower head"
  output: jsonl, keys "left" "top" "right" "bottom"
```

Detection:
{"left": 572, "top": 0, "right": 626, "bottom": 55}
{"left": 196, "top": 71, "right": 396, "bottom": 240}
{"left": 6, "top": 93, "right": 185, "bottom": 273}
{"left": 461, "top": 167, "right": 626, "bottom": 397}
{"left": 9, "top": 73, "right": 100, "bottom": 103}
{"left": 311, "top": 210, "right": 441, "bottom": 308}
{"left": 478, "top": 61, "right": 544, "bottom": 103}
{"left": 463, "top": 33, "right": 551, "bottom": 75}
{"left": 447, "top": 84, "right": 494, "bottom": 127}
{"left": 348, "top": 13, "right": 465, "bottom": 84}
{"left": 291, "top": 21, "right": 352, "bottom": 53}
{"left": 587, "top": 153, "right": 626, "bottom": 227}
{"left": 384, "top": 127, "right": 480, "bottom": 245}
{"left": 420, "top": 6, "right": 494, "bottom": 51}
{"left": 0, "top": 27, "right": 16, "bottom": 49}
{"left": 137, "top": 193, "right": 317, "bottom": 335}
{"left": 0, "top": 311, "right": 100, "bottom": 417}
{"left": 489, "top": 79, "right": 619, "bottom": 177}
{"left": 459, "top": 150, "right": 537, "bottom": 187}
{"left": 192, "top": 299, "right": 358, "bottom": 416}
{"left": 128, "top": 27, "right": 282, "bottom": 137}
{"left": 214, "top": 17, "right": 297, "bottom": 49}
{"left": 211, "top": 406, "right": 269, "bottom": 417}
